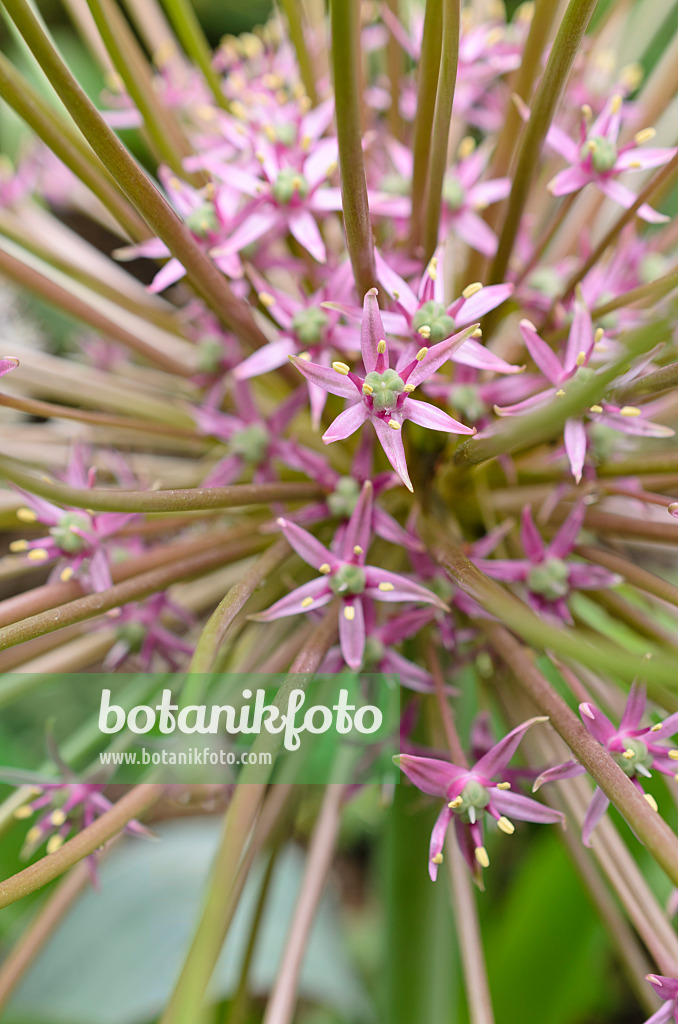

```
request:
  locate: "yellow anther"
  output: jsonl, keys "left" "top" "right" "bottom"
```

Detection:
{"left": 644, "top": 792, "right": 658, "bottom": 812}
{"left": 51, "top": 809, "right": 67, "bottom": 827}
{"left": 60, "top": 567, "right": 74, "bottom": 582}
{"left": 254, "top": 151, "right": 266, "bottom": 165}
{"left": 300, "top": 134, "right": 311, "bottom": 151}
{"left": 622, "top": 749, "right": 635, "bottom": 759}
{"left": 448, "top": 796, "right": 463, "bottom": 808}
{"left": 626, "top": 161, "right": 642, "bottom": 169}
{"left": 496, "top": 781, "right": 511, "bottom": 790}
{"left": 388, "top": 419, "right": 401, "bottom": 430}
{"left": 27, "top": 549, "right": 49, "bottom": 562}
{"left": 378, "top": 582, "right": 395, "bottom": 592}
{"left": 25, "top": 827, "right": 42, "bottom": 844}
{"left": 258, "top": 291, "right": 275, "bottom": 308}
{"left": 301, "top": 597, "right": 314, "bottom": 608}
{"left": 403, "top": 383, "right": 415, "bottom": 393}
{"left": 14, "top": 805, "right": 33, "bottom": 819}
{"left": 581, "top": 103, "right": 593, "bottom": 121}
{"left": 475, "top": 846, "right": 490, "bottom": 868}
{"left": 457, "top": 135, "right": 476, "bottom": 160}
{"left": 668, "top": 749, "right": 678, "bottom": 760}
{"left": 319, "top": 563, "right": 331, "bottom": 574}
{"left": 353, "top": 545, "right": 363, "bottom": 555}
{"left": 555, "top": 389, "right": 566, "bottom": 397}
{"left": 343, "top": 605, "right": 356, "bottom": 621}
{"left": 262, "top": 124, "right": 276, "bottom": 142}
{"left": 362, "top": 384, "right": 374, "bottom": 394}
{"left": 590, "top": 405, "right": 603, "bottom": 414}
{"left": 520, "top": 318, "right": 537, "bottom": 331}
{"left": 462, "top": 282, "right": 483, "bottom": 299}
{"left": 416, "top": 347, "right": 428, "bottom": 361}
{"left": 46, "top": 835, "right": 64, "bottom": 854}
{"left": 586, "top": 139, "right": 597, "bottom": 152}
{"left": 471, "top": 328, "right": 483, "bottom": 338}
{"left": 291, "top": 176, "right": 303, "bottom": 190}
{"left": 417, "top": 325, "right": 432, "bottom": 339}
{"left": 17, "top": 508, "right": 37, "bottom": 523}
{"left": 377, "top": 339, "right": 387, "bottom": 354}
{"left": 431, "top": 852, "right": 443, "bottom": 864}
{"left": 611, "top": 93, "right": 623, "bottom": 114}
{"left": 620, "top": 406, "right": 641, "bottom": 417}
{"left": 594, "top": 328, "right": 604, "bottom": 344}
{"left": 426, "top": 256, "right": 438, "bottom": 281}
{"left": 620, "top": 62, "right": 644, "bottom": 91}
{"left": 153, "top": 40, "right": 177, "bottom": 65}
{"left": 9, "top": 540, "right": 28, "bottom": 553}
{"left": 497, "top": 816, "right": 515, "bottom": 835}
{"left": 651, "top": 723, "right": 663, "bottom": 731}
{"left": 332, "top": 361, "right": 350, "bottom": 375}
{"left": 576, "top": 350, "right": 587, "bottom": 366}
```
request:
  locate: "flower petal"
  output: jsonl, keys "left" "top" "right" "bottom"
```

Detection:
{"left": 341, "top": 481, "right": 373, "bottom": 560}
{"left": 364, "top": 566, "right": 447, "bottom": 607}
{"left": 407, "top": 325, "right": 479, "bottom": 388}
{"left": 339, "top": 598, "right": 365, "bottom": 669}
{"left": 533, "top": 760, "right": 586, "bottom": 791}
{"left": 520, "top": 505, "right": 545, "bottom": 562}
{"left": 519, "top": 319, "right": 563, "bottom": 385}
{"left": 276, "top": 518, "right": 336, "bottom": 571}
{"left": 548, "top": 503, "right": 585, "bottom": 559}
{"left": 405, "top": 398, "right": 475, "bottom": 434}
{"left": 251, "top": 577, "right": 332, "bottom": 620}
{"left": 0, "top": 356, "right": 19, "bottom": 378}
{"left": 429, "top": 804, "right": 453, "bottom": 881}
{"left": 290, "top": 355, "right": 360, "bottom": 398}
{"left": 323, "top": 401, "right": 369, "bottom": 443}
{"left": 473, "top": 717, "right": 549, "bottom": 780}
{"left": 395, "top": 753, "right": 465, "bottom": 798}
{"left": 582, "top": 786, "right": 610, "bottom": 846}
{"left": 564, "top": 418, "right": 587, "bottom": 484}
{"left": 288, "top": 208, "right": 326, "bottom": 263}
{"left": 490, "top": 790, "right": 565, "bottom": 825}
{"left": 372, "top": 416, "right": 413, "bottom": 491}
{"left": 361, "top": 288, "right": 387, "bottom": 372}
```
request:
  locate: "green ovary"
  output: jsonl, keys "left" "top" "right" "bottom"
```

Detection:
{"left": 50, "top": 512, "right": 90, "bottom": 554}
{"left": 230, "top": 423, "right": 269, "bottom": 463}
{"left": 292, "top": 306, "right": 329, "bottom": 346}
{"left": 527, "top": 557, "right": 570, "bottom": 601}
{"left": 613, "top": 738, "right": 653, "bottom": 777}
{"left": 582, "top": 136, "right": 617, "bottom": 173}
{"left": 327, "top": 476, "right": 361, "bottom": 518}
{"left": 186, "top": 201, "right": 219, "bottom": 237}
{"left": 272, "top": 168, "right": 309, "bottom": 204}
{"left": 329, "top": 564, "right": 366, "bottom": 596}
{"left": 412, "top": 301, "right": 456, "bottom": 343}
{"left": 452, "top": 779, "right": 491, "bottom": 822}
{"left": 442, "top": 176, "right": 466, "bottom": 210}
{"left": 364, "top": 368, "right": 405, "bottom": 412}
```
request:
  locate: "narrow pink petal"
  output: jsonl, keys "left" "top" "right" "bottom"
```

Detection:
{"left": 233, "top": 339, "right": 296, "bottom": 380}
{"left": 637, "top": 202, "right": 670, "bottom": 224}
{"left": 494, "top": 389, "right": 553, "bottom": 416}
{"left": 563, "top": 418, "right": 588, "bottom": 483}
{"left": 582, "top": 786, "right": 610, "bottom": 846}
{"left": 614, "top": 147, "right": 677, "bottom": 172}
{"left": 548, "top": 503, "right": 585, "bottom": 559}
{"left": 564, "top": 299, "right": 594, "bottom": 374}
{"left": 288, "top": 208, "right": 326, "bottom": 263}
{"left": 475, "top": 558, "right": 529, "bottom": 583}
{"left": 548, "top": 166, "right": 592, "bottom": 197}
{"left": 567, "top": 564, "right": 621, "bottom": 589}
{"left": 364, "top": 566, "right": 447, "bottom": 607}
{"left": 468, "top": 177, "right": 511, "bottom": 207}
{"left": 619, "top": 682, "right": 647, "bottom": 733}
{"left": 395, "top": 753, "right": 464, "bottom": 798}
{"left": 473, "top": 717, "right": 548, "bottom": 780}
{"left": 406, "top": 325, "right": 478, "bottom": 388}
{"left": 375, "top": 249, "right": 418, "bottom": 314}
{"left": 597, "top": 176, "right": 638, "bottom": 210}
{"left": 545, "top": 123, "right": 580, "bottom": 162}
{"left": 0, "top": 356, "right": 19, "bottom": 378}
{"left": 372, "top": 416, "right": 412, "bottom": 491}
{"left": 251, "top": 578, "right": 332, "bottom": 620}
{"left": 520, "top": 505, "right": 545, "bottom": 562}
{"left": 405, "top": 398, "right": 475, "bottom": 435}
{"left": 323, "top": 401, "right": 369, "bottom": 443}
{"left": 429, "top": 805, "right": 454, "bottom": 881}
{"left": 361, "top": 288, "right": 387, "bottom": 372}
{"left": 290, "top": 355, "right": 359, "bottom": 398}
{"left": 603, "top": 413, "right": 674, "bottom": 438}
{"left": 114, "top": 237, "right": 170, "bottom": 260}
{"left": 339, "top": 598, "right": 365, "bottom": 669}
{"left": 452, "top": 338, "right": 522, "bottom": 374}
{"left": 579, "top": 702, "right": 617, "bottom": 745}
{"left": 519, "top": 319, "right": 563, "bottom": 385}
{"left": 533, "top": 760, "right": 586, "bottom": 791}
{"left": 490, "top": 790, "right": 565, "bottom": 825}
{"left": 213, "top": 208, "right": 279, "bottom": 256}
{"left": 303, "top": 137, "right": 339, "bottom": 188}
{"left": 342, "top": 481, "right": 373, "bottom": 560}
{"left": 277, "top": 518, "right": 336, "bottom": 571}
{"left": 638, "top": 1000, "right": 675, "bottom": 1024}
{"left": 453, "top": 209, "right": 498, "bottom": 256}
{"left": 148, "top": 258, "right": 186, "bottom": 293}
{"left": 456, "top": 283, "right": 513, "bottom": 324}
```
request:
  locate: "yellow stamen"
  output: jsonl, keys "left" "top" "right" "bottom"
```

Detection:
{"left": 417, "top": 325, "right": 431, "bottom": 339}
{"left": 258, "top": 291, "right": 275, "bottom": 308}
{"left": 650, "top": 722, "right": 663, "bottom": 731}
{"left": 497, "top": 816, "right": 515, "bottom": 835}
{"left": 475, "top": 846, "right": 490, "bottom": 868}
{"left": 378, "top": 582, "right": 395, "bottom": 592}
{"left": 27, "top": 549, "right": 49, "bottom": 562}
{"left": 581, "top": 103, "right": 592, "bottom": 121}
{"left": 590, "top": 405, "right": 603, "bottom": 414}
{"left": 403, "top": 383, "right": 415, "bottom": 393}
{"left": 60, "top": 567, "right": 74, "bottom": 582}
{"left": 622, "top": 749, "right": 635, "bottom": 759}
{"left": 611, "top": 93, "right": 623, "bottom": 114}
{"left": 9, "top": 540, "right": 28, "bottom": 552}
{"left": 448, "top": 796, "right": 463, "bottom": 808}
{"left": 17, "top": 508, "right": 37, "bottom": 523}
{"left": 51, "top": 809, "right": 67, "bottom": 827}
{"left": 620, "top": 406, "right": 641, "bottom": 417}
{"left": 471, "top": 328, "right": 482, "bottom": 338}
{"left": 319, "top": 563, "right": 331, "bottom": 574}
{"left": 387, "top": 419, "right": 401, "bottom": 430}
{"left": 457, "top": 135, "right": 476, "bottom": 160}
{"left": 520, "top": 318, "right": 537, "bottom": 331}
{"left": 644, "top": 792, "right": 658, "bottom": 812}
{"left": 343, "top": 605, "right": 355, "bottom": 621}
{"left": 297, "top": 351, "right": 311, "bottom": 361}
{"left": 25, "top": 827, "right": 42, "bottom": 844}
{"left": 496, "top": 781, "right": 511, "bottom": 790}
{"left": 377, "top": 339, "right": 387, "bottom": 354}
{"left": 46, "top": 835, "right": 64, "bottom": 854}
{"left": 301, "top": 597, "right": 314, "bottom": 608}
{"left": 14, "top": 805, "right": 33, "bottom": 819}
{"left": 462, "top": 282, "right": 483, "bottom": 299}
{"left": 362, "top": 384, "right": 374, "bottom": 394}
{"left": 353, "top": 545, "right": 363, "bottom": 556}
{"left": 576, "top": 351, "right": 587, "bottom": 366}
{"left": 332, "top": 361, "right": 350, "bottom": 375}
{"left": 555, "top": 389, "right": 566, "bottom": 397}
{"left": 426, "top": 256, "right": 438, "bottom": 281}
{"left": 667, "top": 749, "right": 678, "bottom": 760}
{"left": 431, "top": 852, "right": 443, "bottom": 865}
{"left": 416, "top": 347, "right": 428, "bottom": 361}
{"left": 594, "top": 328, "right": 604, "bottom": 344}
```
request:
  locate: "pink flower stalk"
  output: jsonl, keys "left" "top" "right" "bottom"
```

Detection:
{"left": 534, "top": 682, "right": 678, "bottom": 846}
{"left": 473, "top": 504, "right": 621, "bottom": 623}
{"left": 643, "top": 976, "right": 678, "bottom": 1024}
{"left": 290, "top": 288, "right": 477, "bottom": 491}
{"left": 495, "top": 307, "right": 674, "bottom": 482}
{"left": 544, "top": 94, "right": 676, "bottom": 222}
{"left": 252, "top": 482, "right": 447, "bottom": 669}
{"left": 396, "top": 717, "right": 564, "bottom": 880}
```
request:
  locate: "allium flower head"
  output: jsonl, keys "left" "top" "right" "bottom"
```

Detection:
{"left": 396, "top": 717, "right": 563, "bottom": 880}
{"left": 291, "top": 289, "right": 477, "bottom": 490}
